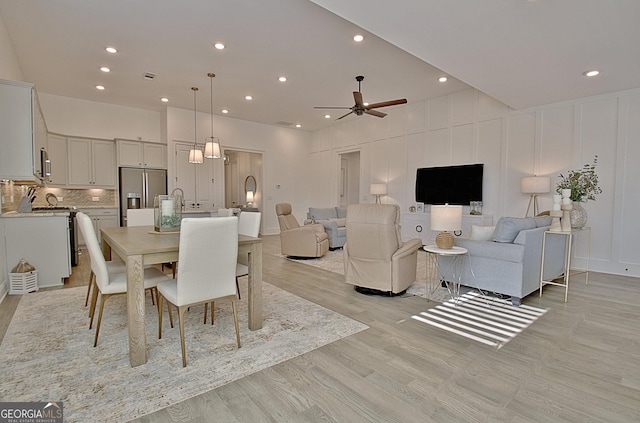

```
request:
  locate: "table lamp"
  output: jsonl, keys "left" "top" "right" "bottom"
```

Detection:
{"left": 370, "top": 183, "right": 387, "bottom": 204}
{"left": 521, "top": 175, "right": 550, "bottom": 217}
{"left": 431, "top": 204, "right": 462, "bottom": 249}
{"left": 246, "top": 190, "right": 254, "bottom": 207}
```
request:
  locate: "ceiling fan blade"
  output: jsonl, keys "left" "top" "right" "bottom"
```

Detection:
{"left": 365, "top": 109, "right": 386, "bottom": 118}
{"left": 366, "top": 99, "right": 407, "bottom": 109}
{"left": 353, "top": 91, "right": 364, "bottom": 107}
{"left": 336, "top": 111, "right": 354, "bottom": 120}
{"left": 314, "top": 106, "right": 352, "bottom": 109}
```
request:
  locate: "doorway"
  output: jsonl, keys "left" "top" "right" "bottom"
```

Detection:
{"left": 223, "top": 149, "right": 263, "bottom": 211}
{"left": 339, "top": 151, "right": 360, "bottom": 208}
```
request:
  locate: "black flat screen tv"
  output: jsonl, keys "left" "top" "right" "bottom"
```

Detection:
{"left": 415, "top": 164, "right": 483, "bottom": 205}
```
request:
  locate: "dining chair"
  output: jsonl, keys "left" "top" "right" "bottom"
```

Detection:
{"left": 235, "top": 211, "right": 261, "bottom": 299}
{"left": 157, "top": 217, "right": 241, "bottom": 367}
{"left": 126, "top": 208, "right": 176, "bottom": 280}
{"left": 77, "top": 212, "right": 125, "bottom": 310}
{"left": 77, "top": 212, "right": 170, "bottom": 347}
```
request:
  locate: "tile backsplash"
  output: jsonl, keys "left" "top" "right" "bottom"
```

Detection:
{"left": 1, "top": 181, "right": 118, "bottom": 212}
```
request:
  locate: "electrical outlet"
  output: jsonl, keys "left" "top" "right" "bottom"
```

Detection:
{"left": 92, "top": 197, "right": 100, "bottom": 202}
{"left": 56, "top": 196, "right": 63, "bottom": 201}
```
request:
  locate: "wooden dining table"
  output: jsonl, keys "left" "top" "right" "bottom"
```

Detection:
{"left": 100, "top": 225, "right": 263, "bottom": 367}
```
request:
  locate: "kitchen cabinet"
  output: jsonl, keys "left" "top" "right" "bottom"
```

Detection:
{"left": 174, "top": 143, "right": 219, "bottom": 210}
{"left": 3, "top": 215, "right": 70, "bottom": 288}
{"left": 401, "top": 212, "right": 494, "bottom": 245}
{"left": 117, "top": 139, "right": 167, "bottom": 169}
{"left": 67, "top": 137, "right": 116, "bottom": 188}
{"left": 77, "top": 208, "right": 118, "bottom": 246}
{"left": 0, "top": 80, "right": 37, "bottom": 181}
{"left": 46, "top": 134, "right": 68, "bottom": 186}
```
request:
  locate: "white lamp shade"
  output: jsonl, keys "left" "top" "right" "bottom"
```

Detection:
{"left": 430, "top": 204, "right": 462, "bottom": 231}
{"left": 370, "top": 183, "right": 387, "bottom": 195}
{"left": 521, "top": 176, "right": 550, "bottom": 194}
{"left": 246, "top": 191, "right": 254, "bottom": 203}
{"left": 204, "top": 137, "right": 221, "bottom": 159}
{"left": 188, "top": 148, "right": 203, "bottom": 164}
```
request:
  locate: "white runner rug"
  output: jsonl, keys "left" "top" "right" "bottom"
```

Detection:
{"left": 411, "top": 291, "right": 547, "bottom": 349}
{"left": 0, "top": 282, "right": 367, "bottom": 423}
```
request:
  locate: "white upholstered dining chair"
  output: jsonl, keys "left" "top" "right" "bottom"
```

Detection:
{"left": 77, "top": 212, "right": 170, "bottom": 347}
{"left": 235, "top": 211, "right": 261, "bottom": 299}
{"left": 157, "top": 217, "right": 241, "bottom": 367}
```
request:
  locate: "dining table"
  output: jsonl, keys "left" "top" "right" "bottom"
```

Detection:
{"left": 100, "top": 225, "right": 263, "bottom": 367}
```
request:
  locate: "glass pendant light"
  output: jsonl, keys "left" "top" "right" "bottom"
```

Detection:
{"left": 188, "top": 87, "right": 203, "bottom": 164}
{"left": 204, "top": 72, "right": 221, "bottom": 159}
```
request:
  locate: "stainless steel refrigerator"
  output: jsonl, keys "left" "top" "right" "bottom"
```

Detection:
{"left": 118, "top": 167, "right": 167, "bottom": 226}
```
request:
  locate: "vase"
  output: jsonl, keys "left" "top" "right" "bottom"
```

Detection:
{"left": 570, "top": 202, "right": 587, "bottom": 229}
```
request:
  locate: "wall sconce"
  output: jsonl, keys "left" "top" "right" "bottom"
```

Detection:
{"left": 430, "top": 203, "right": 462, "bottom": 249}
{"left": 521, "top": 175, "right": 550, "bottom": 217}
{"left": 370, "top": 183, "right": 387, "bottom": 204}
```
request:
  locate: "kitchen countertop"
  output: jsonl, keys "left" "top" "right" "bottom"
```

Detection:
{"left": 1, "top": 211, "right": 71, "bottom": 218}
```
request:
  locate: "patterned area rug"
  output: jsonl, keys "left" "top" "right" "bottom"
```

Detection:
{"left": 411, "top": 291, "right": 548, "bottom": 349}
{"left": 0, "top": 281, "right": 367, "bottom": 423}
{"left": 281, "top": 249, "right": 456, "bottom": 302}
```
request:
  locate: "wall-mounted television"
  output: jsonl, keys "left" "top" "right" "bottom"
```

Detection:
{"left": 415, "top": 164, "right": 483, "bottom": 205}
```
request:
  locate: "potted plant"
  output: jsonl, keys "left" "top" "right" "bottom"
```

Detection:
{"left": 556, "top": 155, "right": 602, "bottom": 228}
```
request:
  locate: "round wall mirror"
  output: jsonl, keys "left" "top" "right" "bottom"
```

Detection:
{"left": 244, "top": 175, "right": 256, "bottom": 193}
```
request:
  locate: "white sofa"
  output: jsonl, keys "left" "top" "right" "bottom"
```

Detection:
{"left": 438, "top": 216, "right": 567, "bottom": 305}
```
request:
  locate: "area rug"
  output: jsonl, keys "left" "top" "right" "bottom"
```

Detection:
{"left": 0, "top": 281, "right": 368, "bottom": 423}
{"left": 411, "top": 291, "right": 547, "bottom": 349}
{"left": 280, "top": 249, "right": 456, "bottom": 302}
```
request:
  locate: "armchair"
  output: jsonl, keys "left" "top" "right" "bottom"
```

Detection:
{"left": 344, "top": 204, "right": 422, "bottom": 295}
{"left": 276, "top": 203, "right": 329, "bottom": 258}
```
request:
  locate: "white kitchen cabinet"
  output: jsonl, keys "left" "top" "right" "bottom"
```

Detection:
{"left": 46, "top": 133, "right": 68, "bottom": 186}
{"left": 174, "top": 143, "right": 218, "bottom": 210}
{"left": 402, "top": 212, "right": 493, "bottom": 245}
{"left": 76, "top": 208, "right": 118, "bottom": 246}
{"left": 0, "top": 80, "right": 37, "bottom": 181}
{"left": 3, "top": 215, "right": 71, "bottom": 288}
{"left": 117, "top": 139, "right": 167, "bottom": 169}
{"left": 67, "top": 137, "right": 116, "bottom": 188}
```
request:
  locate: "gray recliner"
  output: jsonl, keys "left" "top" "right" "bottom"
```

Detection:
{"left": 276, "top": 203, "right": 329, "bottom": 258}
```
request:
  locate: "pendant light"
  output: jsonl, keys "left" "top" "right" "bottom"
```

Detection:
{"left": 204, "top": 72, "right": 221, "bottom": 159}
{"left": 188, "top": 87, "right": 203, "bottom": 164}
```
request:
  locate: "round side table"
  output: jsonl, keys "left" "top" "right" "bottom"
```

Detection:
{"left": 423, "top": 245, "right": 468, "bottom": 302}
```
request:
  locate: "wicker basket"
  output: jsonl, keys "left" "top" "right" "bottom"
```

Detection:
{"left": 9, "top": 270, "right": 38, "bottom": 295}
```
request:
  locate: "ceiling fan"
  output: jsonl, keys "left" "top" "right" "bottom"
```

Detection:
{"left": 314, "top": 75, "right": 407, "bottom": 120}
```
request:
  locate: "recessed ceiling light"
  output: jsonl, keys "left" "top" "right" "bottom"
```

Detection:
{"left": 221, "top": 109, "right": 229, "bottom": 114}
{"left": 105, "top": 47, "right": 117, "bottom": 54}
{"left": 96, "top": 85, "right": 105, "bottom": 90}
{"left": 214, "top": 42, "right": 225, "bottom": 50}
{"left": 353, "top": 34, "right": 364, "bottom": 42}
{"left": 278, "top": 76, "right": 287, "bottom": 82}
{"left": 438, "top": 76, "right": 448, "bottom": 82}
{"left": 100, "top": 67, "right": 110, "bottom": 73}
{"left": 583, "top": 69, "right": 600, "bottom": 77}
{"left": 245, "top": 95, "right": 253, "bottom": 100}
{"left": 324, "top": 114, "right": 331, "bottom": 119}
{"left": 296, "top": 124, "right": 302, "bottom": 128}
{"left": 363, "top": 102, "right": 369, "bottom": 106}
{"left": 161, "top": 97, "right": 169, "bottom": 103}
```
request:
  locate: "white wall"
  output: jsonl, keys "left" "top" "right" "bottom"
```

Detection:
{"left": 310, "top": 87, "right": 640, "bottom": 278}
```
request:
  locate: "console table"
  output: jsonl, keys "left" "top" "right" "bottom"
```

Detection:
{"left": 539, "top": 227, "right": 591, "bottom": 302}
{"left": 402, "top": 212, "right": 492, "bottom": 245}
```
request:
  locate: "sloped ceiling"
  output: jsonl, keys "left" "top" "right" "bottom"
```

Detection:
{"left": 312, "top": 0, "right": 640, "bottom": 110}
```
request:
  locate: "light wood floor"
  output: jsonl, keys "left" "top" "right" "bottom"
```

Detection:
{"left": 2, "top": 235, "right": 639, "bottom": 422}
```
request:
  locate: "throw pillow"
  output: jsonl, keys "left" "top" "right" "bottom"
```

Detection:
{"left": 308, "top": 207, "right": 336, "bottom": 221}
{"left": 533, "top": 215, "right": 552, "bottom": 227}
{"left": 469, "top": 225, "right": 496, "bottom": 241}
{"left": 492, "top": 217, "right": 537, "bottom": 243}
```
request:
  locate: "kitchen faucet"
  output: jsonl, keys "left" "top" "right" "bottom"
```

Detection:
{"left": 171, "top": 188, "right": 185, "bottom": 210}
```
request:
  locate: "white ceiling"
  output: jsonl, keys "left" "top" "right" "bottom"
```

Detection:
{"left": 1, "top": 0, "right": 638, "bottom": 133}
